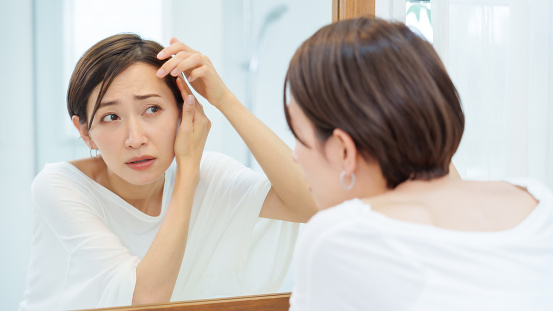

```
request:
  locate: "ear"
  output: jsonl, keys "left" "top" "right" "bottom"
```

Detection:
{"left": 331, "top": 128, "right": 358, "bottom": 175}
{"left": 72, "top": 116, "right": 96, "bottom": 149}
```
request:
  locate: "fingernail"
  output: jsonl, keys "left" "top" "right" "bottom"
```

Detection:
{"left": 156, "top": 68, "right": 164, "bottom": 77}
{"left": 186, "top": 95, "right": 194, "bottom": 105}
{"left": 170, "top": 68, "right": 178, "bottom": 76}
{"left": 157, "top": 51, "right": 165, "bottom": 59}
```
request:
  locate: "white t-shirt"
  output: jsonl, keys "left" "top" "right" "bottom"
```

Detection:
{"left": 20, "top": 152, "right": 299, "bottom": 310}
{"left": 290, "top": 178, "right": 553, "bottom": 311}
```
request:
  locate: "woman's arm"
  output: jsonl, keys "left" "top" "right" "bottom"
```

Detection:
{"left": 216, "top": 96, "right": 317, "bottom": 222}
{"left": 157, "top": 39, "right": 318, "bottom": 223}
{"left": 133, "top": 83, "right": 211, "bottom": 304}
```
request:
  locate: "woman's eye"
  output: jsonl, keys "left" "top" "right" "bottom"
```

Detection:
{"left": 101, "top": 114, "right": 119, "bottom": 122}
{"left": 145, "top": 106, "right": 160, "bottom": 115}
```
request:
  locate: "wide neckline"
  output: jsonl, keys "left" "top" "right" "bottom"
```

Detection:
{"left": 52, "top": 161, "right": 172, "bottom": 221}
{"left": 339, "top": 178, "right": 550, "bottom": 239}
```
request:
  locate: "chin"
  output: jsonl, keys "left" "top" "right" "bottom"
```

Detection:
{"left": 127, "top": 173, "right": 165, "bottom": 186}
{"left": 121, "top": 166, "right": 166, "bottom": 186}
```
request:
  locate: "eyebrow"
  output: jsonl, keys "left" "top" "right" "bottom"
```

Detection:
{"left": 134, "top": 93, "right": 161, "bottom": 100}
{"left": 98, "top": 94, "right": 162, "bottom": 109}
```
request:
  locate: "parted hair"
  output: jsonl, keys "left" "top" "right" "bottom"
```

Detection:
{"left": 284, "top": 17, "right": 465, "bottom": 189}
{"left": 67, "top": 33, "right": 183, "bottom": 130}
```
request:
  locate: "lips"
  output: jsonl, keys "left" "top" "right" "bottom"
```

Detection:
{"left": 126, "top": 156, "right": 156, "bottom": 171}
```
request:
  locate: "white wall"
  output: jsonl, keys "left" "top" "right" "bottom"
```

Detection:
{"left": 0, "top": 0, "right": 35, "bottom": 310}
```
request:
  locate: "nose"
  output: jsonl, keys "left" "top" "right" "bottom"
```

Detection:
{"left": 124, "top": 117, "right": 148, "bottom": 149}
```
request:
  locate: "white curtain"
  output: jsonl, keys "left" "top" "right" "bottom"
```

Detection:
{"left": 431, "top": 0, "right": 553, "bottom": 188}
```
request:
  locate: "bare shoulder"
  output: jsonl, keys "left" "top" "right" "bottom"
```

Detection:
{"left": 68, "top": 157, "right": 105, "bottom": 182}
{"left": 486, "top": 181, "right": 539, "bottom": 205}
{"left": 362, "top": 179, "right": 539, "bottom": 232}
{"left": 452, "top": 180, "right": 539, "bottom": 214}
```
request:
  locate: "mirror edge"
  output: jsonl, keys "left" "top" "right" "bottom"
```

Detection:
{"left": 80, "top": 293, "right": 291, "bottom": 311}
{"left": 333, "top": 0, "right": 376, "bottom": 21}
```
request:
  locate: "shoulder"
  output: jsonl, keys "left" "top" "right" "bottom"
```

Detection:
{"left": 200, "top": 151, "right": 246, "bottom": 172}
{"left": 506, "top": 177, "right": 553, "bottom": 202}
{"left": 32, "top": 161, "right": 99, "bottom": 209}
{"left": 197, "top": 151, "right": 244, "bottom": 184}
{"left": 67, "top": 157, "right": 105, "bottom": 181}
{"left": 294, "top": 200, "right": 426, "bottom": 309}
{"left": 363, "top": 178, "right": 548, "bottom": 231}
{"left": 33, "top": 161, "right": 83, "bottom": 188}
{"left": 198, "top": 151, "right": 266, "bottom": 187}
{"left": 307, "top": 199, "right": 368, "bottom": 228}
{"left": 299, "top": 200, "right": 385, "bottom": 254}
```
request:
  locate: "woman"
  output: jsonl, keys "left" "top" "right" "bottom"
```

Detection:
{"left": 285, "top": 18, "right": 553, "bottom": 310}
{"left": 20, "top": 34, "right": 317, "bottom": 310}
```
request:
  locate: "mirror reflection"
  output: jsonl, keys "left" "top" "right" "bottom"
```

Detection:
{"left": 2, "top": 0, "right": 331, "bottom": 310}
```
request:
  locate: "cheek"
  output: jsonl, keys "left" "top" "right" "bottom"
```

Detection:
{"left": 158, "top": 118, "right": 179, "bottom": 145}
{"left": 90, "top": 129, "right": 118, "bottom": 150}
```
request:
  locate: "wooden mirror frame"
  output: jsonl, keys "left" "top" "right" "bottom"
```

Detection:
{"left": 87, "top": 1, "right": 374, "bottom": 310}
{"left": 332, "top": 0, "right": 375, "bottom": 22}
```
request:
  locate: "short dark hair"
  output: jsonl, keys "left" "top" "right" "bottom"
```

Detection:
{"left": 67, "top": 33, "right": 183, "bottom": 130}
{"left": 284, "top": 17, "right": 465, "bottom": 189}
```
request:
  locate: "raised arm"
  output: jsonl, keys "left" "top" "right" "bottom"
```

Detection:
{"left": 134, "top": 82, "right": 211, "bottom": 304}
{"left": 157, "top": 38, "right": 318, "bottom": 223}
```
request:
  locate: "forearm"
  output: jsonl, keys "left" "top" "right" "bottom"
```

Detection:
{"left": 217, "top": 94, "right": 317, "bottom": 221}
{"left": 156, "top": 40, "right": 316, "bottom": 221}
{"left": 132, "top": 167, "right": 198, "bottom": 305}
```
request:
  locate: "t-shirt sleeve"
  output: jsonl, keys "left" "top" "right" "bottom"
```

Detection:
{"left": 194, "top": 152, "right": 272, "bottom": 226}
{"left": 31, "top": 165, "right": 139, "bottom": 309}
{"left": 290, "top": 207, "right": 425, "bottom": 311}
{"left": 171, "top": 152, "right": 299, "bottom": 299}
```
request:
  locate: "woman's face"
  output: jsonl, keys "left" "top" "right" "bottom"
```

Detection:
{"left": 288, "top": 97, "right": 345, "bottom": 210}
{"left": 87, "top": 63, "right": 180, "bottom": 186}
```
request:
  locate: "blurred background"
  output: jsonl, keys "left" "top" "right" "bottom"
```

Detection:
{"left": 1, "top": 0, "right": 552, "bottom": 310}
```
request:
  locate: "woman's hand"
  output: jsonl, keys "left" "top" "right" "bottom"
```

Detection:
{"left": 134, "top": 78, "right": 208, "bottom": 305}
{"left": 157, "top": 38, "right": 233, "bottom": 108}
{"left": 174, "top": 78, "right": 211, "bottom": 172}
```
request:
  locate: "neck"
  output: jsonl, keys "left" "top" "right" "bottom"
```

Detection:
{"left": 353, "top": 161, "right": 389, "bottom": 199}
{"left": 393, "top": 174, "right": 458, "bottom": 193}
{"left": 99, "top": 165, "right": 165, "bottom": 216}
{"left": 322, "top": 162, "right": 389, "bottom": 210}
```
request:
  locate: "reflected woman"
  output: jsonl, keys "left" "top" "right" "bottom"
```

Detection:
{"left": 285, "top": 18, "right": 553, "bottom": 310}
{"left": 20, "top": 34, "right": 317, "bottom": 310}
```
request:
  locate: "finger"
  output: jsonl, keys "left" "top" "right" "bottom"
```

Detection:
{"left": 177, "top": 77, "right": 206, "bottom": 116}
{"left": 195, "top": 98, "right": 206, "bottom": 115}
{"left": 157, "top": 51, "right": 195, "bottom": 78}
{"left": 171, "top": 53, "right": 205, "bottom": 78}
{"left": 193, "top": 101, "right": 211, "bottom": 133}
{"left": 176, "top": 75, "right": 193, "bottom": 97}
{"left": 187, "top": 65, "right": 209, "bottom": 83}
{"left": 157, "top": 40, "right": 198, "bottom": 60}
{"left": 181, "top": 94, "right": 196, "bottom": 130}
{"left": 177, "top": 79, "right": 207, "bottom": 122}
{"left": 193, "top": 96, "right": 206, "bottom": 116}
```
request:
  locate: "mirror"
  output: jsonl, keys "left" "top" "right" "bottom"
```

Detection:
{"left": 1, "top": 0, "right": 335, "bottom": 310}
{"left": 32, "top": 0, "right": 331, "bottom": 169}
